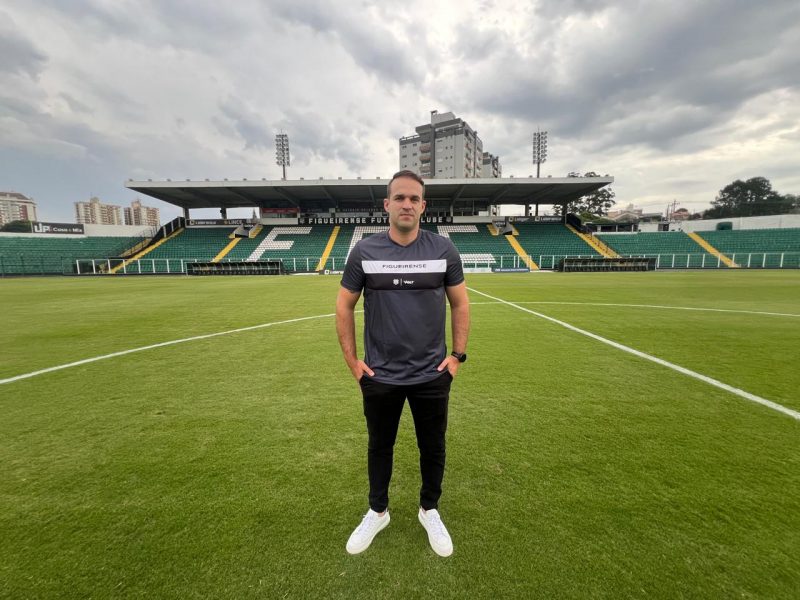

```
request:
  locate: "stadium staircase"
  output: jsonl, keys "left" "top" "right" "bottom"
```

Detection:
{"left": 212, "top": 237, "right": 242, "bottom": 262}
{"left": 235, "top": 226, "right": 332, "bottom": 272}
{"left": 110, "top": 228, "right": 186, "bottom": 273}
{"left": 493, "top": 225, "right": 540, "bottom": 270}
{"left": 566, "top": 224, "right": 619, "bottom": 258}
{"left": 596, "top": 232, "right": 717, "bottom": 268}
{"left": 423, "top": 223, "right": 526, "bottom": 268}
{"left": 316, "top": 226, "right": 341, "bottom": 271}
{"left": 686, "top": 232, "right": 738, "bottom": 267}
{"left": 695, "top": 227, "right": 800, "bottom": 268}
{"left": 513, "top": 223, "right": 599, "bottom": 269}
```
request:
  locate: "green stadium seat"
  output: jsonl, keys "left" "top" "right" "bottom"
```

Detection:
{"left": 0, "top": 236, "right": 146, "bottom": 275}
{"left": 696, "top": 228, "right": 800, "bottom": 268}
{"left": 596, "top": 232, "right": 718, "bottom": 268}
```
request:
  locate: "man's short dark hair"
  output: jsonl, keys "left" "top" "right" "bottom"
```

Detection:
{"left": 387, "top": 170, "right": 425, "bottom": 199}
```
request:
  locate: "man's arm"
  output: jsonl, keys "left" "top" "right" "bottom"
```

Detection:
{"left": 437, "top": 282, "right": 470, "bottom": 376}
{"left": 335, "top": 286, "right": 375, "bottom": 381}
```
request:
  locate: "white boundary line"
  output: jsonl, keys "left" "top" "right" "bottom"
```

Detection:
{"left": 0, "top": 312, "right": 339, "bottom": 385}
{"left": 470, "top": 300, "right": 800, "bottom": 318}
{"left": 468, "top": 287, "right": 800, "bottom": 421}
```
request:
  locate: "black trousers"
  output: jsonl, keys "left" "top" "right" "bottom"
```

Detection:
{"left": 359, "top": 371, "right": 452, "bottom": 513}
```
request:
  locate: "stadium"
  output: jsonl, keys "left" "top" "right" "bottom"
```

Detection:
{"left": 1, "top": 175, "right": 800, "bottom": 276}
{"left": 1, "top": 175, "right": 799, "bottom": 598}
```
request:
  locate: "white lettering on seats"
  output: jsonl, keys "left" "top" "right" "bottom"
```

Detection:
{"left": 347, "top": 226, "right": 389, "bottom": 259}
{"left": 436, "top": 225, "right": 495, "bottom": 264}
{"left": 248, "top": 227, "right": 312, "bottom": 261}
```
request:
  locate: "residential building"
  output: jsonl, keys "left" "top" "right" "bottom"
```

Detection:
{"left": 0, "top": 191, "right": 38, "bottom": 226}
{"left": 124, "top": 199, "right": 160, "bottom": 226}
{"left": 75, "top": 196, "right": 123, "bottom": 225}
{"left": 399, "top": 110, "right": 501, "bottom": 179}
{"left": 481, "top": 152, "right": 502, "bottom": 178}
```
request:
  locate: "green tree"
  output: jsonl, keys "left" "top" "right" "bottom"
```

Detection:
{"left": 554, "top": 171, "right": 616, "bottom": 217}
{"left": 704, "top": 177, "right": 793, "bottom": 218}
{"left": 0, "top": 220, "right": 33, "bottom": 232}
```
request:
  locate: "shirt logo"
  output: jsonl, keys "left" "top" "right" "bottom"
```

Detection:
{"left": 362, "top": 260, "right": 447, "bottom": 274}
{"left": 393, "top": 278, "right": 400, "bottom": 286}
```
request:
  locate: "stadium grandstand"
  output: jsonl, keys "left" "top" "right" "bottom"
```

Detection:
{"left": 2, "top": 177, "right": 799, "bottom": 275}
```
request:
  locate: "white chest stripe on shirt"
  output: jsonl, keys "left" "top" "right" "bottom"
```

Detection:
{"left": 362, "top": 259, "right": 447, "bottom": 274}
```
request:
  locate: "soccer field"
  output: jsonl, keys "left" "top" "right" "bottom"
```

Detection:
{"left": 1, "top": 271, "right": 799, "bottom": 598}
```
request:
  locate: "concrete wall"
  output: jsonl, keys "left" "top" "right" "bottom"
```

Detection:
{"left": 0, "top": 224, "right": 154, "bottom": 238}
{"left": 678, "top": 214, "right": 800, "bottom": 232}
{"left": 83, "top": 224, "right": 155, "bottom": 237}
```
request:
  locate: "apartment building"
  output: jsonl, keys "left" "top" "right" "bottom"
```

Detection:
{"left": 75, "top": 196, "right": 123, "bottom": 225}
{"left": 124, "top": 199, "right": 160, "bottom": 226}
{"left": 399, "top": 110, "right": 501, "bottom": 179}
{"left": 0, "top": 191, "right": 38, "bottom": 226}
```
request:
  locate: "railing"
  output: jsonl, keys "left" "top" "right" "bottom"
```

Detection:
{"left": 2, "top": 251, "right": 799, "bottom": 276}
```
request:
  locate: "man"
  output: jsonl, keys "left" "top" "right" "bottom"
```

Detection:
{"left": 336, "top": 170, "right": 470, "bottom": 557}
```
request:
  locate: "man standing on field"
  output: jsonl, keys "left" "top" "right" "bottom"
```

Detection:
{"left": 336, "top": 170, "right": 470, "bottom": 557}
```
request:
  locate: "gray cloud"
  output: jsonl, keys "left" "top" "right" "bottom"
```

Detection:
{"left": 219, "top": 96, "right": 274, "bottom": 150}
{"left": 0, "top": 11, "right": 47, "bottom": 77}
{"left": 272, "top": 107, "right": 372, "bottom": 174}
{"left": 461, "top": 1, "right": 800, "bottom": 154}
{"left": 268, "top": 0, "right": 421, "bottom": 85}
{"left": 1, "top": 0, "right": 799, "bottom": 223}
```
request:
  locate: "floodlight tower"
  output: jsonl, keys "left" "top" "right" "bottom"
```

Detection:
{"left": 532, "top": 129, "right": 548, "bottom": 178}
{"left": 275, "top": 133, "right": 290, "bottom": 180}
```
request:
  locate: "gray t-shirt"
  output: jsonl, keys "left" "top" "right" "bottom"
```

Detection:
{"left": 341, "top": 229, "right": 465, "bottom": 385}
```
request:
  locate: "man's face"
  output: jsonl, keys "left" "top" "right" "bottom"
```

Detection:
{"left": 384, "top": 177, "right": 426, "bottom": 234}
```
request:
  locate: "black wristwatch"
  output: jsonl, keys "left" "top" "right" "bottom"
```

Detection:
{"left": 451, "top": 351, "right": 467, "bottom": 363}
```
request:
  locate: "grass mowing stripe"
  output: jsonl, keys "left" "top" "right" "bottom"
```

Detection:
{"left": 0, "top": 312, "right": 339, "bottom": 385}
{"left": 514, "top": 301, "right": 800, "bottom": 318}
{"left": 471, "top": 300, "right": 800, "bottom": 317}
{"left": 468, "top": 286, "right": 800, "bottom": 422}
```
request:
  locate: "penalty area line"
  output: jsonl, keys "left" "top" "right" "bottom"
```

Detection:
{"left": 1, "top": 312, "right": 340, "bottom": 386}
{"left": 468, "top": 287, "right": 800, "bottom": 422}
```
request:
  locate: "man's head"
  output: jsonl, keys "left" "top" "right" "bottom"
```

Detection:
{"left": 385, "top": 170, "right": 426, "bottom": 234}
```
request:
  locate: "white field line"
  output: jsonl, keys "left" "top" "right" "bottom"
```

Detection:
{"left": 1, "top": 312, "right": 344, "bottom": 385}
{"left": 469, "top": 300, "right": 800, "bottom": 318}
{"left": 467, "top": 287, "right": 800, "bottom": 421}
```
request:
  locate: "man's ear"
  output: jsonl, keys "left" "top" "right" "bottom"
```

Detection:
{"left": 383, "top": 198, "right": 390, "bottom": 212}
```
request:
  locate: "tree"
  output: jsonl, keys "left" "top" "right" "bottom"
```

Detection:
{"left": 704, "top": 177, "right": 793, "bottom": 219}
{"left": 0, "top": 220, "right": 33, "bottom": 232}
{"left": 554, "top": 171, "right": 616, "bottom": 217}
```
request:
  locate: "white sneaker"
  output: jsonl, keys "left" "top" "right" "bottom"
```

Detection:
{"left": 418, "top": 508, "right": 453, "bottom": 557}
{"left": 346, "top": 509, "right": 390, "bottom": 554}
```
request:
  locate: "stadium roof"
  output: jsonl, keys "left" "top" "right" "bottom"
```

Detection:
{"left": 125, "top": 176, "right": 613, "bottom": 212}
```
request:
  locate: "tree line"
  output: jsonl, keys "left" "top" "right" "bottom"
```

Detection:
{"left": 702, "top": 177, "right": 798, "bottom": 219}
{"left": 557, "top": 174, "right": 797, "bottom": 221}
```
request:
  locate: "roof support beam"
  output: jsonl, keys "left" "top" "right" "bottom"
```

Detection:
{"left": 223, "top": 187, "right": 261, "bottom": 205}
{"left": 489, "top": 186, "right": 511, "bottom": 203}
{"left": 320, "top": 186, "right": 335, "bottom": 202}
{"left": 272, "top": 187, "right": 300, "bottom": 207}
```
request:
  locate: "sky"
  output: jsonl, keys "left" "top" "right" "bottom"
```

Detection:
{"left": 2, "top": 0, "right": 799, "bottom": 223}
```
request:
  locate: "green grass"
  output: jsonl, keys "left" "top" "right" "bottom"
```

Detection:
{"left": 1, "top": 271, "right": 799, "bottom": 598}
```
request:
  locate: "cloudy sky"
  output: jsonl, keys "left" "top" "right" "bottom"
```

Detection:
{"left": 2, "top": 0, "right": 799, "bottom": 222}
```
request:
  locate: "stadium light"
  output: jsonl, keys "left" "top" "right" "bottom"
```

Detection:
{"left": 532, "top": 129, "right": 548, "bottom": 178}
{"left": 275, "top": 133, "right": 290, "bottom": 180}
